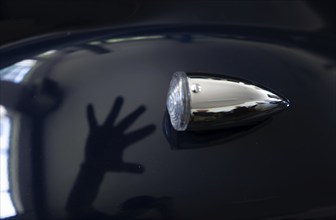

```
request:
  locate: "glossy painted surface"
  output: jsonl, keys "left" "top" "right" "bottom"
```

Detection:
{"left": 1, "top": 25, "right": 336, "bottom": 219}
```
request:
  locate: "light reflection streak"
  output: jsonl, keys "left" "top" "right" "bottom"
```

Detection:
{"left": 37, "top": 49, "right": 57, "bottom": 58}
{"left": 0, "top": 105, "right": 17, "bottom": 218}
{"left": 0, "top": 59, "right": 37, "bottom": 84}
{"left": 105, "top": 35, "right": 164, "bottom": 44}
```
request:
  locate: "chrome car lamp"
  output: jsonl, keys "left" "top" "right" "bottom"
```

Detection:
{"left": 166, "top": 72, "right": 289, "bottom": 131}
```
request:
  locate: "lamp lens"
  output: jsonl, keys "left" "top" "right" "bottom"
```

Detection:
{"left": 166, "top": 72, "right": 190, "bottom": 131}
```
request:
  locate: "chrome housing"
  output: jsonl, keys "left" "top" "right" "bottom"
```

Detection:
{"left": 167, "top": 72, "right": 289, "bottom": 131}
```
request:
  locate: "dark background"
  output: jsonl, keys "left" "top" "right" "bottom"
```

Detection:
{"left": 0, "top": 0, "right": 335, "bottom": 46}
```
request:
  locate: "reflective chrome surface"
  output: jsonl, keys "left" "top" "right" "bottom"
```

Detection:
{"left": 167, "top": 72, "right": 289, "bottom": 131}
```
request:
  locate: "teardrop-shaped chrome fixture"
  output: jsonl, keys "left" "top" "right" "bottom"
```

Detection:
{"left": 166, "top": 72, "right": 289, "bottom": 131}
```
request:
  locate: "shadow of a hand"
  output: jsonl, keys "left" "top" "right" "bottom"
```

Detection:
{"left": 84, "top": 97, "right": 155, "bottom": 173}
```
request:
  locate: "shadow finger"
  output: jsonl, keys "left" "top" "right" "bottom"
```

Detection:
{"left": 104, "top": 96, "right": 123, "bottom": 127}
{"left": 125, "top": 124, "right": 156, "bottom": 146}
{"left": 116, "top": 105, "right": 146, "bottom": 131}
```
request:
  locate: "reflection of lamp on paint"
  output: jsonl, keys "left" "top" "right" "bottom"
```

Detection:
{"left": 163, "top": 110, "right": 271, "bottom": 150}
{"left": 0, "top": 106, "right": 17, "bottom": 219}
{"left": 166, "top": 72, "right": 289, "bottom": 131}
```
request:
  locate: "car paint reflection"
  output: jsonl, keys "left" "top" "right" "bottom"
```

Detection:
{"left": 0, "top": 106, "right": 17, "bottom": 218}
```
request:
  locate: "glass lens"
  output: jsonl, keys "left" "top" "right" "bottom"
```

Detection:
{"left": 166, "top": 72, "right": 190, "bottom": 131}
